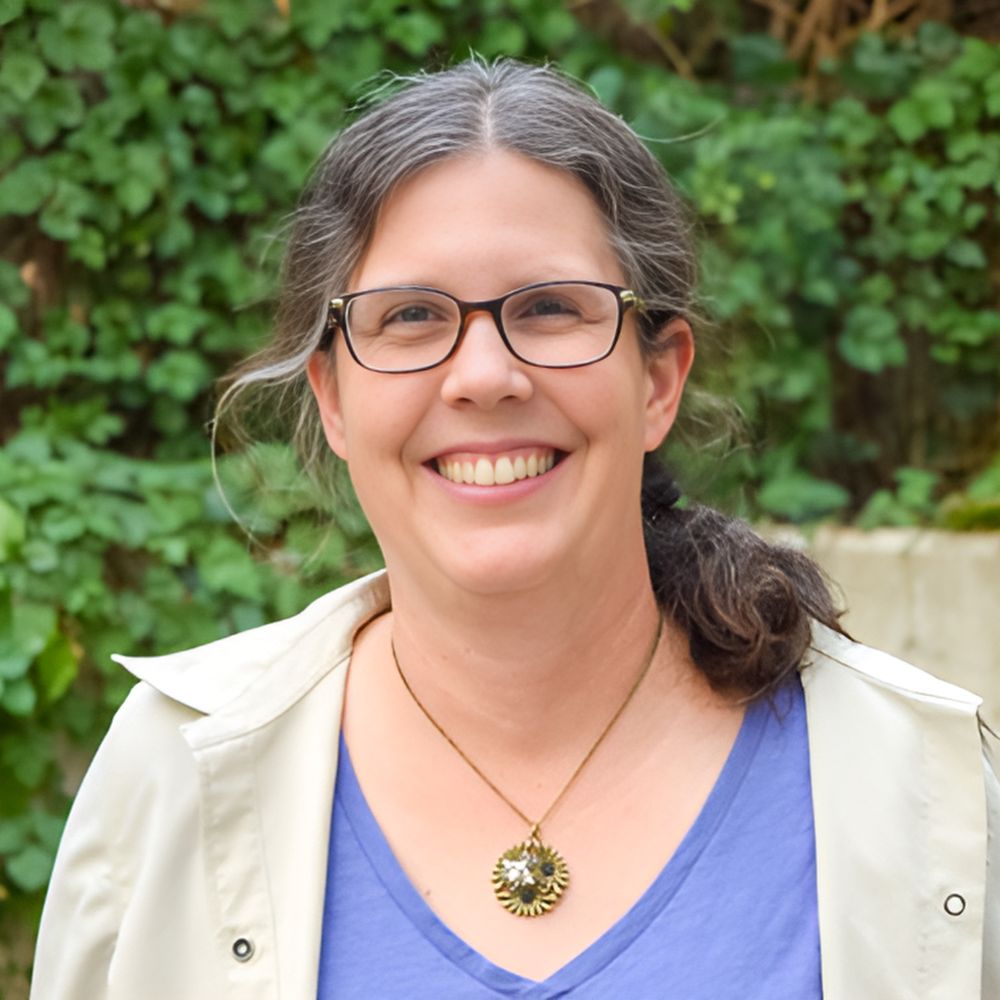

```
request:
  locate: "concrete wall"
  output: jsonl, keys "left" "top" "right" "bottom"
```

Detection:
{"left": 778, "top": 527, "right": 1000, "bottom": 729}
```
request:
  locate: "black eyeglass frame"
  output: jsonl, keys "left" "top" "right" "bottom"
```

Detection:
{"left": 317, "top": 280, "right": 645, "bottom": 373}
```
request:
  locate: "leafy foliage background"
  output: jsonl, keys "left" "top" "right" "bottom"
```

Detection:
{"left": 1, "top": 0, "right": 998, "bottom": 982}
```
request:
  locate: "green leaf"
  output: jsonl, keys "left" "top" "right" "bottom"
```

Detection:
{"left": 758, "top": 473, "right": 850, "bottom": 522}
{"left": 916, "top": 21, "right": 961, "bottom": 62}
{"left": 6, "top": 843, "right": 54, "bottom": 892}
{"left": 0, "top": 817, "right": 27, "bottom": 854}
{"left": 1, "top": 731, "right": 51, "bottom": 790}
{"left": 986, "top": 70, "right": 1000, "bottom": 116}
{"left": 951, "top": 39, "right": 1000, "bottom": 82}
{"left": 36, "top": 633, "right": 78, "bottom": 702}
{"left": 0, "top": 603, "right": 56, "bottom": 680}
{"left": 839, "top": 304, "right": 907, "bottom": 373}
{"left": 729, "top": 33, "right": 798, "bottom": 87}
{"left": 965, "top": 454, "right": 1000, "bottom": 500}
{"left": 196, "top": 534, "right": 264, "bottom": 601}
{"left": 478, "top": 19, "right": 527, "bottom": 58}
{"left": 907, "top": 229, "right": 949, "bottom": 260}
{"left": 0, "top": 50, "right": 47, "bottom": 101}
{"left": 956, "top": 158, "right": 995, "bottom": 190}
{"left": 0, "top": 0, "right": 25, "bottom": 24}
{"left": 588, "top": 66, "right": 626, "bottom": 108}
{"left": 116, "top": 174, "right": 156, "bottom": 216}
{"left": 31, "top": 810, "right": 66, "bottom": 852}
{"left": 0, "top": 157, "right": 54, "bottom": 214}
{"left": 0, "top": 129, "right": 23, "bottom": 171}
{"left": 0, "top": 302, "right": 18, "bottom": 350}
{"left": 887, "top": 99, "right": 926, "bottom": 143}
{"left": 531, "top": 6, "right": 577, "bottom": 47}
{"left": 289, "top": 0, "right": 350, "bottom": 49}
{"left": 38, "top": 2, "right": 116, "bottom": 72}
{"left": 859, "top": 272, "right": 894, "bottom": 305}
{"left": 146, "top": 303, "right": 209, "bottom": 345}
{"left": 2, "top": 677, "right": 37, "bottom": 716}
{"left": 39, "top": 178, "right": 89, "bottom": 240}
{"left": 912, "top": 78, "right": 956, "bottom": 130}
{"left": 945, "top": 239, "right": 987, "bottom": 269}
{"left": 23, "top": 78, "right": 85, "bottom": 146}
{"left": 895, "top": 467, "right": 938, "bottom": 512}
{"left": 0, "top": 496, "right": 26, "bottom": 558}
{"left": 383, "top": 11, "right": 445, "bottom": 58}
{"left": 146, "top": 350, "right": 213, "bottom": 402}
{"left": 856, "top": 488, "right": 915, "bottom": 529}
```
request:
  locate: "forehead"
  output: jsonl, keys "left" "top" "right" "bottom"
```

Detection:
{"left": 350, "top": 150, "right": 625, "bottom": 296}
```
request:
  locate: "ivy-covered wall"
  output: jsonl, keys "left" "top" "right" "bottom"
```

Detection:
{"left": 1, "top": 0, "right": 998, "bottom": 983}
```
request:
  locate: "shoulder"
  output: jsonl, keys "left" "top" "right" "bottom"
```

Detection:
{"left": 110, "top": 570, "right": 391, "bottom": 715}
{"left": 803, "top": 619, "right": 982, "bottom": 717}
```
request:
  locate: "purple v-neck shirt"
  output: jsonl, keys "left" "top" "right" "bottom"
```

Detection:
{"left": 317, "top": 678, "right": 820, "bottom": 998}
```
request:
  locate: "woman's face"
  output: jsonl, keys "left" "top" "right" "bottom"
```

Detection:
{"left": 308, "top": 150, "right": 692, "bottom": 598}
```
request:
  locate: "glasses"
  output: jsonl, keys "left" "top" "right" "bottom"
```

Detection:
{"left": 318, "top": 280, "right": 643, "bottom": 373}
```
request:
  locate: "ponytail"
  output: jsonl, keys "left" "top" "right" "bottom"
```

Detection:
{"left": 642, "top": 454, "right": 845, "bottom": 699}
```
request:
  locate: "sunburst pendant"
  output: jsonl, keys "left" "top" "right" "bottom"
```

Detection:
{"left": 492, "top": 832, "right": 570, "bottom": 917}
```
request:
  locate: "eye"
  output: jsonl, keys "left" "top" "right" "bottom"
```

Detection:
{"left": 376, "top": 297, "right": 455, "bottom": 331}
{"left": 523, "top": 295, "right": 579, "bottom": 317}
{"left": 389, "top": 304, "right": 438, "bottom": 324}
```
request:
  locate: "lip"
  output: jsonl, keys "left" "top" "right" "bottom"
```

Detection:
{"left": 425, "top": 439, "right": 563, "bottom": 463}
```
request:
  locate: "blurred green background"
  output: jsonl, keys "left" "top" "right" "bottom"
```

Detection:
{"left": 1, "top": 0, "right": 999, "bottom": 985}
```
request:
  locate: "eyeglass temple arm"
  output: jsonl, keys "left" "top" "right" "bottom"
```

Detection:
{"left": 317, "top": 297, "right": 344, "bottom": 353}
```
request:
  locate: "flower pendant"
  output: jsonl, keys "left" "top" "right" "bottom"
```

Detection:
{"left": 492, "top": 832, "right": 570, "bottom": 917}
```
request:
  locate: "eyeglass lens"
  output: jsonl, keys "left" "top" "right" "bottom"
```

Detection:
{"left": 343, "top": 283, "right": 620, "bottom": 371}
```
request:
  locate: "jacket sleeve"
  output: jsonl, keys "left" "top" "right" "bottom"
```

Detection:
{"left": 29, "top": 685, "right": 145, "bottom": 1000}
{"left": 983, "top": 723, "right": 1000, "bottom": 999}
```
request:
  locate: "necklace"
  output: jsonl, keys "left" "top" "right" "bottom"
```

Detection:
{"left": 390, "top": 610, "right": 665, "bottom": 918}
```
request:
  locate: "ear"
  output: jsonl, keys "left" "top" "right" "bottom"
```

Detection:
{"left": 306, "top": 352, "right": 349, "bottom": 461}
{"left": 642, "top": 317, "right": 694, "bottom": 452}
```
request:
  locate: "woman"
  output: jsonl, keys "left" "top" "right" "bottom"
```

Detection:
{"left": 32, "top": 59, "right": 998, "bottom": 999}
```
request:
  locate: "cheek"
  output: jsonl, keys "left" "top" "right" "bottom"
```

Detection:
{"left": 338, "top": 378, "right": 428, "bottom": 466}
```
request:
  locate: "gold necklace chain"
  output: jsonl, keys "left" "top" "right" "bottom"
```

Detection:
{"left": 389, "top": 610, "right": 665, "bottom": 917}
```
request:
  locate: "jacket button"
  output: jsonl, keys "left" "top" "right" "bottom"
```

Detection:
{"left": 232, "top": 937, "right": 255, "bottom": 962}
{"left": 944, "top": 893, "right": 966, "bottom": 916}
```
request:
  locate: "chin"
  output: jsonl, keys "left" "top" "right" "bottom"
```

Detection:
{"left": 404, "top": 528, "right": 571, "bottom": 599}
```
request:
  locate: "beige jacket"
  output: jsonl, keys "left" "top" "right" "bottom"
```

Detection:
{"left": 31, "top": 571, "right": 1000, "bottom": 999}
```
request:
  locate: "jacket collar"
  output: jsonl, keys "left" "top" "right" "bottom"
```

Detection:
{"left": 807, "top": 620, "right": 982, "bottom": 709}
{"left": 111, "top": 570, "right": 391, "bottom": 719}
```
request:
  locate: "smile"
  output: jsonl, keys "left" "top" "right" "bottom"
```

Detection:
{"left": 433, "top": 449, "right": 558, "bottom": 486}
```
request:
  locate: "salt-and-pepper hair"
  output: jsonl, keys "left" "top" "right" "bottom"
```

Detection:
{"left": 217, "top": 58, "right": 695, "bottom": 473}
{"left": 217, "top": 57, "right": 842, "bottom": 699}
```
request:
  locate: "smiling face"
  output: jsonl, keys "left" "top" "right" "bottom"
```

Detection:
{"left": 307, "top": 150, "right": 692, "bottom": 599}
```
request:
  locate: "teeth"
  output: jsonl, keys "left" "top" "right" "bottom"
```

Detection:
{"left": 494, "top": 456, "right": 515, "bottom": 485}
{"left": 436, "top": 451, "right": 557, "bottom": 486}
{"left": 474, "top": 458, "right": 494, "bottom": 486}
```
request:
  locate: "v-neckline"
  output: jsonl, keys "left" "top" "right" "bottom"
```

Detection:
{"left": 333, "top": 695, "right": 769, "bottom": 996}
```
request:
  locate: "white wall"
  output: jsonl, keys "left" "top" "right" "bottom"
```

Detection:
{"left": 780, "top": 526, "right": 1000, "bottom": 729}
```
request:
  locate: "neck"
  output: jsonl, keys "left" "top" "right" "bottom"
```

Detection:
{"left": 379, "top": 543, "right": 680, "bottom": 768}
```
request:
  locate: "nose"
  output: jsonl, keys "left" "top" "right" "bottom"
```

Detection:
{"left": 438, "top": 308, "right": 534, "bottom": 409}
